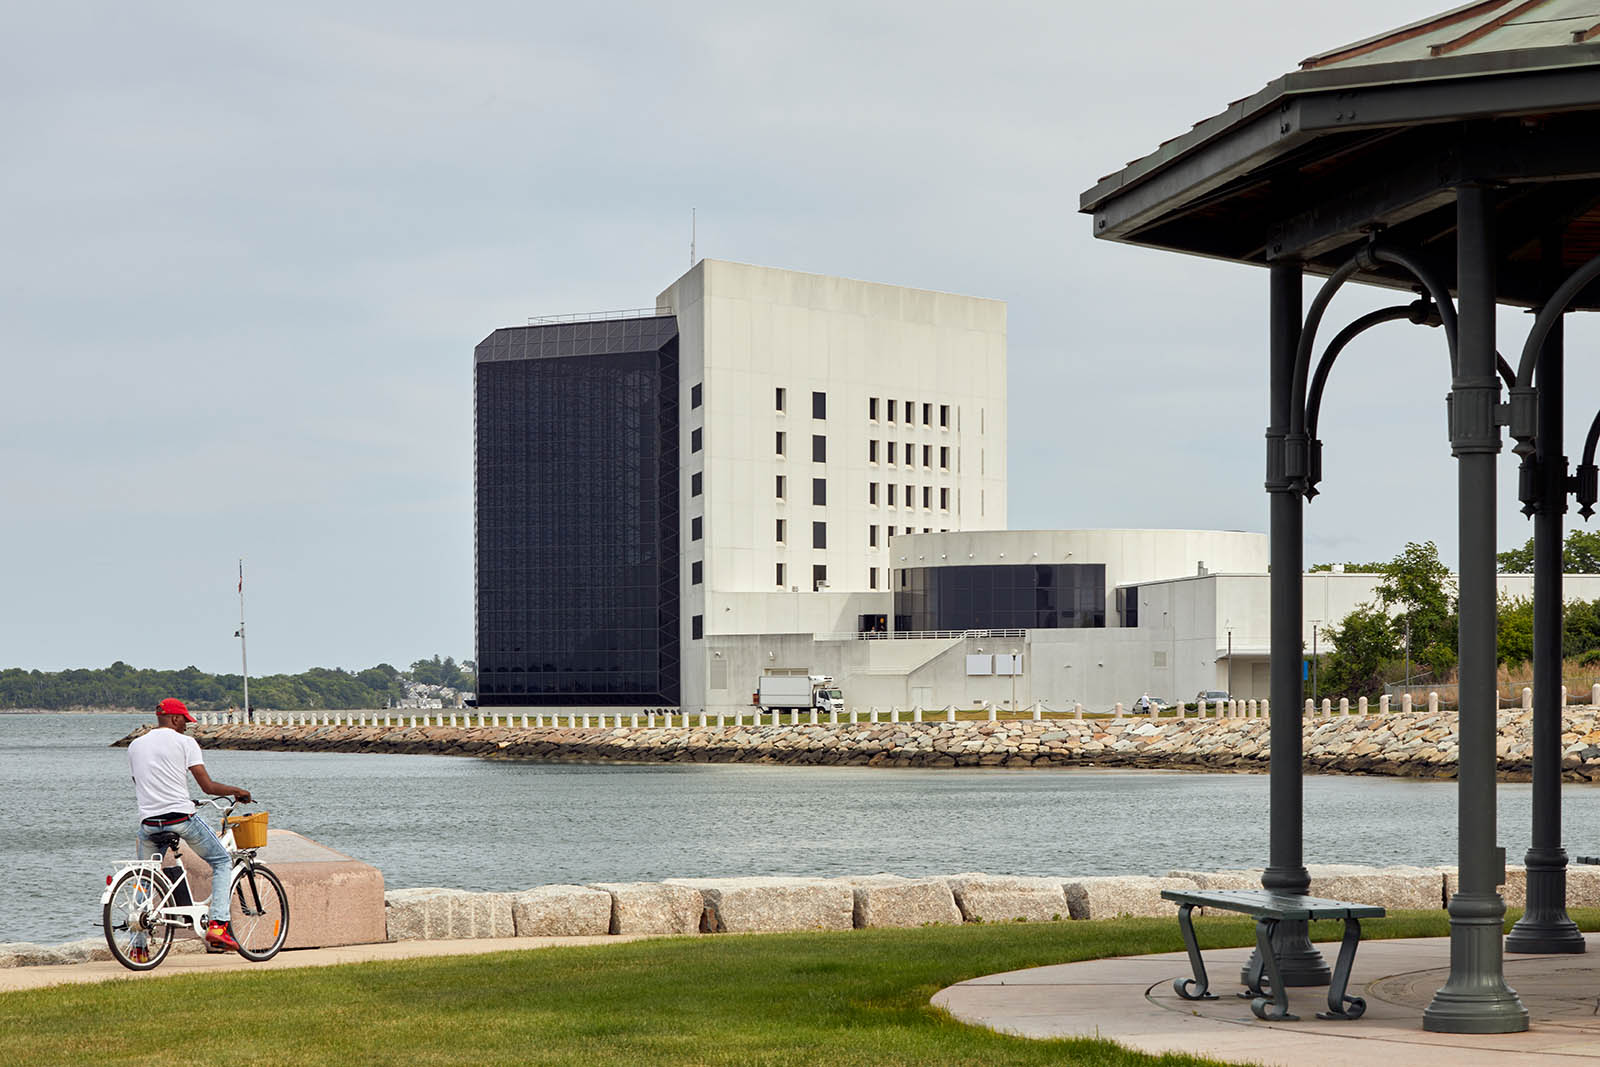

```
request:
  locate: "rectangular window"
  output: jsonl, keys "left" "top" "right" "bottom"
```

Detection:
{"left": 812, "top": 478, "right": 826, "bottom": 506}
{"left": 775, "top": 387, "right": 786, "bottom": 412}
{"left": 691, "top": 472, "right": 702, "bottom": 497}
{"left": 776, "top": 562, "right": 786, "bottom": 588}
{"left": 691, "top": 383, "right": 703, "bottom": 409}
{"left": 905, "top": 441, "right": 914, "bottom": 465}
{"left": 775, "top": 475, "right": 786, "bottom": 500}
{"left": 813, "top": 521, "right": 827, "bottom": 549}
{"left": 812, "top": 391, "right": 826, "bottom": 419}
{"left": 922, "top": 402, "right": 931, "bottom": 426}
{"left": 691, "top": 427, "right": 702, "bottom": 453}
{"left": 869, "top": 525, "right": 878, "bottom": 548}
{"left": 869, "top": 568, "right": 878, "bottom": 590}
{"left": 812, "top": 434, "right": 826, "bottom": 462}
{"left": 922, "top": 486, "right": 931, "bottom": 509}
{"left": 775, "top": 430, "right": 786, "bottom": 456}
{"left": 888, "top": 525, "right": 896, "bottom": 537}
{"left": 939, "top": 487, "right": 949, "bottom": 510}
{"left": 922, "top": 444, "right": 931, "bottom": 467}
{"left": 691, "top": 560, "right": 703, "bottom": 585}
{"left": 776, "top": 518, "right": 786, "bottom": 543}
{"left": 939, "top": 404, "right": 950, "bottom": 428}
{"left": 940, "top": 446, "right": 950, "bottom": 470}
{"left": 888, "top": 484, "right": 897, "bottom": 506}
{"left": 691, "top": 516, "right": 703, "bottom": 541}
{"left": 887, "top": 441, "right": 897, "bottom": 464}
{"left": 868, "top": 439, "right": 878, "bottom": 463}
{"left": 905, "top": 484, "right": 913, "bottom": 507}
{"left": 692, "top": 615, "right": 703, "bottom": 640}
{"left": 868, "top": 397, "right": 879, "bottom": 420}
{"left": 813, "top": 564, "right": 827, "bottom": 591}
{"left": 868, "top": 482, "right": 878, "bottom": 505}
{"left": 887, "top": 399, "right": 897, "bottom": 423}
{"left": 904, "top": 401, "right": 913, "bottom": 424}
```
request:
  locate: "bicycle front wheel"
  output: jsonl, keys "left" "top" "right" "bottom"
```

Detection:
{"left": 229, "top": 864, "right": 289, "bottom": 961}
{"left": 104, "top": 868, "right": 175, "bottom": 971}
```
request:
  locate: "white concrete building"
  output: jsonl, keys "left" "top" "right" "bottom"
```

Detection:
{"left": 660, "top": 260, "right": 1007, "bottom": 713}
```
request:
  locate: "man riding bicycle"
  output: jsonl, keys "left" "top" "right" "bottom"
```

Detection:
{"left": 127, "top": 697, "right": 252, "bottom": 959}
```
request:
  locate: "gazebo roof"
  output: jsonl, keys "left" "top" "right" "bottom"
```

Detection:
{"left": 1080, "top": 1, "right": 1600, "bottom": 306}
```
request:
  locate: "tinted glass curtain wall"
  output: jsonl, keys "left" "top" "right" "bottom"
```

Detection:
{"left": 474, "top": 316, "right": 680, "bottom": 705}
{"left": 894, "top": 564, "right": 1107, "bottom": 631}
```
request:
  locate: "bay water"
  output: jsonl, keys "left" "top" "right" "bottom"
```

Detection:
{"left": 6, "top": 712, "right": 1598, "bottom": 946}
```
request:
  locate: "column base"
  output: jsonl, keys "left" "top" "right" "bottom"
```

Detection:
{"left": 1240, "top": 919, "right": 1331, "bottom": 988}
{"left": 1507, "top": 853, "right": 1586, "bottom": 954}
{"left": 1424, "top": 894, "right": 1528, "bottom": 1034}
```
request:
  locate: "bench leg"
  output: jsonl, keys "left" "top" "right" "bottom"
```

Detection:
{"left": 1172, "top": 903, "right": 1217, "bottom": 1001}
{"left": 1249, "top": 918, "right": 1298, "bottom": 1022}
{"left": 1316, "top": 917, "right": 1367, "bottom": 1020}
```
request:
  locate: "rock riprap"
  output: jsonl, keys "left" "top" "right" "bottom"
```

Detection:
{"left": 122, "top": 709, "right": 1600, "bottom": 779}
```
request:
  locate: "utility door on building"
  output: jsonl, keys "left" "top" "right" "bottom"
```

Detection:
{"left": 911, "top": 685, "right": 934, "bottom": 708}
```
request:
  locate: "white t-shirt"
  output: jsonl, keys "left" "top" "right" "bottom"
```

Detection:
{"left": 128, "top": 727, "right": 204, "bottom": 820}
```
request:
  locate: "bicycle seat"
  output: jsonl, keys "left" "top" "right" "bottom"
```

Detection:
{"left": 148, "top": 831, "right": 181, "bottom": 851}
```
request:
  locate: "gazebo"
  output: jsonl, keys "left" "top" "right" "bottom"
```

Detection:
{"left": 1081, "top": 1, "right": 1600, "bottom": 1035}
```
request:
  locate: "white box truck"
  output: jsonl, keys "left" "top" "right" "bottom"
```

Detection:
{"left": 756, "top": 674, "right": 844, "bottom": 715}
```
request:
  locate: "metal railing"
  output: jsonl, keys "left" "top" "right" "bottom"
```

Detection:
{"left": 815, "top": 628, "right": 1027, "bottom": 642}
{"left": 527, "top": 306, "right": 671, "bottom": 325}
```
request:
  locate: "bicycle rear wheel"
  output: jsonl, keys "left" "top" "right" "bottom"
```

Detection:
{"left": 229, "top": 864, "right": 289, "bottom": 961}
{"left": 104, "top": 868, "right": 175, "bottom": 971}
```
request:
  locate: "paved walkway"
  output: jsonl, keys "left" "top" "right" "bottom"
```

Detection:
{"left": 0, "top": 934, "right": 654, "bottom": 995}
{"left": 935, "top": 933, "right": 1600, "bottom": 1065}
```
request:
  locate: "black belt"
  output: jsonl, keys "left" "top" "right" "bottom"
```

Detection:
{"left": 141, "top": 812, "right": 193, "bottom": 827}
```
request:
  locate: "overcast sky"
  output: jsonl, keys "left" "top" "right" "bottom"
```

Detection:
{"left": 5, "top": 1, "right": 1596, "bottom": 675}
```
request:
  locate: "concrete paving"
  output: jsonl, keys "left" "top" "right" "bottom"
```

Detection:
{"left": 935, "top": 933, "right": 1600, "bottom": 1065}
{"left": 0, "top": 933, "right": 659, "bottom": 995}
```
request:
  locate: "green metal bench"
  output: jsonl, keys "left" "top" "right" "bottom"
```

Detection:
{"left": 1160, "top": 888, "right": 1386, "bottom": 1022}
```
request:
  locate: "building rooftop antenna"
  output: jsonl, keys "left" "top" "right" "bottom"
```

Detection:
{"left": 690, "top": 208, "right": 696, "bottom": 268}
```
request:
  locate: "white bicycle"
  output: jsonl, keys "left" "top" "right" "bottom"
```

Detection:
{"left": 102, "top": 797, "right": 290, "bottom": 971}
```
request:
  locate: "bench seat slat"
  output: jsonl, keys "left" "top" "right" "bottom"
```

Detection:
{"left": 1160, "top": 888, "right": 1386, "bottom": 920}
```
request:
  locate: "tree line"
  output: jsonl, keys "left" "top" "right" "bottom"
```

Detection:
{"left": 1314, "top": 535, "right": 1600, "bottom": 699}
{"left": 0, "top": 655, "right": 475, "bottom": 711}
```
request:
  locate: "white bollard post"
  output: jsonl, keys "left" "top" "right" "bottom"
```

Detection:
{"left": 1249, "top": 700, "right": 1259, "bottom": 718}
{"left": 1033, "top": 703, "right": 1042, "bottom": 722}
{"left": 828, "top": 709, "right": 836, "bottom": 724}
{"left": 1357, "top": 697, "right": 1367, "bottom": 716}
{"left": 1523, "top": 686, "right": 1534, "bottom": 711}
{"left": 1402, "top": 692, "right": 1413, "bottom": 714}
{"left": 914, "top": 706, "right": 923, "bottom": 723}
{"left": 1261, "top": 698, "right": 1269, "bottom": 717}
{"left": 850, "top": 708, "right": 860, "bottom": 724}
{"left": 1074, "top": 702, "right": 1084, "bottom": 720}
{"left": 870, "top": 707, "right": 879, "bottom": 723}
{"left": 1380, "top": 694, "right": 1390, "bottom": 714}
{"left": 630, "top": 713, "right": 639, "bottom": 727}
{"left": 1562, "top": 685, "right": 1570, "bottom": 708}
{"left": 1176, "top": 701, "right": 1184, "bottom": 720}
{"left": 1592, "top": 683, "right": 1600, "bottom": 708}
{"left": 647, "top": 712, "right": 656, "bottom": 728}
{"left": 1339, "top": 697, "right": 1350, "bottom": 716}
{"left": 1428, "top": 691, "right": 1439, "bottom": 714}
{"left": 947, "top": 705, "right": 956, "bottom": 723}
{"left": 986, "top": 704, "right": 997, "bottom": 722}
{"left": 809, "top": 708, "right": 818, "bottom": 725}
{"left": 1113, "top": 702, "right": 1124, "bottom": 720}
{"left": 1320, "top": 699, "right": 1331, "bottom": 718}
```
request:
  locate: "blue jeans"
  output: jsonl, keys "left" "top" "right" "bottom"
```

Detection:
{"left": 136, "top": 814, "right": 232, "bottom": 926}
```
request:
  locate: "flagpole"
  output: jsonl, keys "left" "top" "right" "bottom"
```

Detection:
{"left": 238, "top": 559, "right": 250, "bottom": 720}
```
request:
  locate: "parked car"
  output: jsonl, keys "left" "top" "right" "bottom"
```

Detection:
{"left": 1133, "top": 694, "right": 1166, "bottom": 715}
{"left": 1195, "top": 690, "right": 1230, "bottom": 703}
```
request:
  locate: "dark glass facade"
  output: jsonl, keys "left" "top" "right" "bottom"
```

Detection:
{"left": 474, "top": 315, "right": 680, "bottom": 705}
{"left": 894, "top": 564, "right": 1107, "bottom": 631}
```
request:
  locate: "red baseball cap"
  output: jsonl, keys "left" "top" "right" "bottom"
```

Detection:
{"left": 157, "top": 698, "right": 195, "bottom": 722}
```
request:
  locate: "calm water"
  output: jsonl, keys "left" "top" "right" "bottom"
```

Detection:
{"left": 6, "top": 712, "right": 1600, "bottom": 946}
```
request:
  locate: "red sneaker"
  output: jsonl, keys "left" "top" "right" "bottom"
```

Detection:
{"left": 205, "top": 921, "right": 240, "bottom": 953}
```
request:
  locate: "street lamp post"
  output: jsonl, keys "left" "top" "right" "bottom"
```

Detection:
{"left": 1311, "top": 621, "right": 1321, "bottom": 704}
{"left": 1010, "top": 648, "right": 1018, "bottom": 713}
{"left": 1226, "top": 625, "right": 1233, "bottom": 697}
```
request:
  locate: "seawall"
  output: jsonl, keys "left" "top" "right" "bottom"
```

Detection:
{"left": 116, "top": 708, "right": 1600, "bottom": 780}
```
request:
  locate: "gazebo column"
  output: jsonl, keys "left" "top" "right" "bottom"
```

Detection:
{"left": 1248, "top": 258, "right": 1329, "bottom": 988}
{"left": 1424, "top": 183, "right": 1529, "bottom": 1034}
{"left": 1508, "top": 311, "right": 1584, "bottom": 954}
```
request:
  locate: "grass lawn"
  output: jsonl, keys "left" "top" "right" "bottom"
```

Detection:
{"left": 8, "top": 909, "right": 1592, "bottom": 1066}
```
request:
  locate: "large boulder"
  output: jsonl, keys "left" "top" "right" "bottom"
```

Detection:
{"left": 1062, "top": 876, "right": 1198, "bottom": 920}
{"left": 384, "top": 888, "right": 515, "bottom": 940}
{"left": 835, "top": 874, "right": 962, "bottom": 928}
{"left": 511, "top": 885, "right": 613, "bottom": 937}
{"left": 1306, "top": 864, "right": 1444, "bottom": 910}
{"left": 588, "top": 882, "right": 703, "bottom": 935}
{"left": 943, "top": 873, "right": 1068, "bottom": 923}
{"left": 664, "top": 876, "right": 854, "bottom": 933}
{"left": 181, "top": 828, "right": 387, "bottom": 948}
